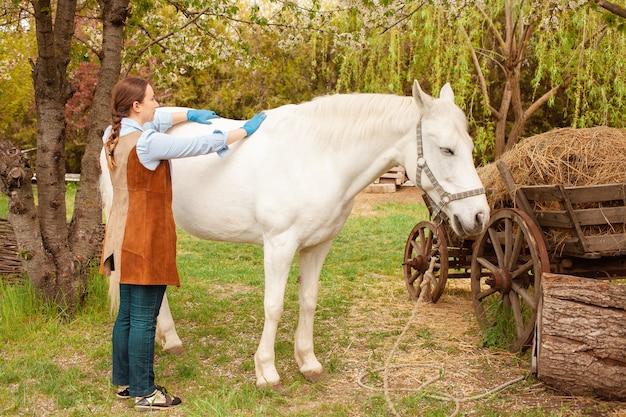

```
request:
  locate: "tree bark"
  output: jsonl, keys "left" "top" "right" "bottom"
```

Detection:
{"left": 536, "top": 273, "right": 626, "bottom": 400}
{"left": 29, "top": 0, "right": 83, "bottom": 307}
{"left": 69, "top": 0, "right": 130, "bottom": 263}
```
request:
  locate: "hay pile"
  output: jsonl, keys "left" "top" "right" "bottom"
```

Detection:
{"left": 477, "top": 126, "right": 626, "bottom": 209}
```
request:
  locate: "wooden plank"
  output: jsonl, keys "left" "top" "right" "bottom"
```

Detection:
{"left": 574, "top": 206, "right": 626, "bottom": 226}
{"left": 557, "top": 184, "right": 588, "bottom": 253}
{"left": 534, "top": 211, "right": 574, "bottom": 228}
{"left": 564, "top": 183, "right": 626, "bottom": 204}
{"left": 520, "top": 185, "right": 566, "bottom": 203}
{"left": 380, "top": 166, "right": 406, "bottom": 185}
{"left": 521, "top": 183, "right": 626, "bottom": 205}
{"left": 533, "top": 208, "right": 626, "bottom": 250}
{"left": 584, "top": 234, "right": 626, "bottom": 253}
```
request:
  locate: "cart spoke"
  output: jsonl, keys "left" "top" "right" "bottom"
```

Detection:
{"left": 408, "top": 270, "right": 421, "bottom": 285}
{"left": 410, "top": 239, "right": 420, "bottom": 254}
{"left": 429, "top": 270, "right": 440, "bottom": 287}
{"left": 508, "top": 291, "right": 525, "bottom": 339}
{"left": 511, "top": 281, "right": 537, "bottom": 310}
{"left": 507, "top": 226, "right": 524, "bottom": 271}
{"left": 476, "top": 287, "right": 498, "bottom": 301}
{"left": 487, "top": 227, "right": 504, "bottom": 267}
{"left": 511, "top": 259, "right": 533, "bottom": 280}
{"left": 504, "top": 218, "right": 513, "bottom": 268}
{"left": 503, "top": 293, "right": 511, "bottom": 309}
{"left": 476, "top": 256, "right": 498, "bottom": 272}
{"left": 424, "top": 233, "right": 435, "bottom": 256}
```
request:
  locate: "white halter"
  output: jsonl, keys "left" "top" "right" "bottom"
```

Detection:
{"left": 414, "top": 120, "right": 485, "bottom": 219}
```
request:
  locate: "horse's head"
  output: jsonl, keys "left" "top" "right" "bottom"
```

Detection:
{"left": 408, "top": 80, "right": 489, "bottom": 237}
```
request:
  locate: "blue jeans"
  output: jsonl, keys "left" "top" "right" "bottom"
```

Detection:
{"left": 112, "top": 284, "right": 166, "bottom": 397}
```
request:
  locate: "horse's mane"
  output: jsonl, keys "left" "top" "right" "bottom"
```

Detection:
{"left": 270, "top": 93, "right": 418, "bottom": 148}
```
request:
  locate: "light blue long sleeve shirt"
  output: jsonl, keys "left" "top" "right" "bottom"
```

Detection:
{"left": 102, "top": 110, "right": 229, "bottom": 171}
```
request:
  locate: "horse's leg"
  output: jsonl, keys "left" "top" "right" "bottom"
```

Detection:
{"left": 294, "top": 240, "right": 333, "bottom": 382}
{"left": 156, "top": 293, "right": 185, "bottom": 355}
{"left": 254, "top": 239, "right": 297, "bottom": 388}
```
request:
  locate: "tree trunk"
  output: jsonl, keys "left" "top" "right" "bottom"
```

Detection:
{"left": 29, "top": 0, "right": 84, "bottom": 308}
{"left": 536, "top": 273, "right": 626, "bottom": 400}
{"left": 69, "top": 0, "right": 130, "bottom": 263}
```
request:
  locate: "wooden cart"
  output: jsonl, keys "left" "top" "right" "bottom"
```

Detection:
{"left": 403, "top": 160, "right": 626, "bottom": 352}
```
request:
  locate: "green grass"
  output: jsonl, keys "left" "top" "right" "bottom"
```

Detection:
{"left": 0, "top": 193, "right": 618, "bottom": 416}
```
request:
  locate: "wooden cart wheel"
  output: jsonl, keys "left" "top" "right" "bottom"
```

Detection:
{"left": 403, "top": 221, "right": 448, "bottom": 302}
{"left": 470, "top": 209, "right": 550, "bottom": 352}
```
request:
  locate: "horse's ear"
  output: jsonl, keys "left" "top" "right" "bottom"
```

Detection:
{"left": 439, "top": 83, "right": 455, "bottom": 102}
{"left": 412, "top": 80, "right": 432, "bottom": 111}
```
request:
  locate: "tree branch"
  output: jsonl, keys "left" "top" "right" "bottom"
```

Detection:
{"left": 475, "top": 3, "right": 507, "bottom": 52}
{"left": 460, "top": 27, "right": 500, "bottom": 117}
{"left": 381, "top": 2, "right": 425, "bottom": 34}
{"left": 596, "top": 0, "right": 626, "bottom": 19}
{"left": 523, "top": 73, "right": 575, "bottom": 121}
{"left": 124, "top": 4, "right": 213, "bottom": 75}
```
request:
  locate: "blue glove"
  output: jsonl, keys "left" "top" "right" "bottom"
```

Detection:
{"left": 187, "top": 109, "right": 220, "bottom": 125}
{"left": 242, "top": 112, "right": 267, "bottom": 137}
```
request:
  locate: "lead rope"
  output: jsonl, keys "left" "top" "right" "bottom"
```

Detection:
{"left": 414, "top": 121, "right": 485, "bottom": 219}
{"left": 357, "top": 296, "right": 527, "bottom": 417}
{"left": 357, "top": 265, "right": 527, "bottom": 417}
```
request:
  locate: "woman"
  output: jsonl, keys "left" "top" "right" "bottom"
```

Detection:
{"left": 99, "top": 77, "right": 265, "bottom": 411}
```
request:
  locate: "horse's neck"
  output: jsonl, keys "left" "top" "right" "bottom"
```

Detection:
{"left": 294, "top": 95, "right": 416, "bottom": 199}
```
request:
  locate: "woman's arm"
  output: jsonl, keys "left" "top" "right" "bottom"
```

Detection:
{"left": 171, "top": 112, "right": 188, "bottom": 125}
{"left": 226, "top": 128, "right": 247, "bottom": 145}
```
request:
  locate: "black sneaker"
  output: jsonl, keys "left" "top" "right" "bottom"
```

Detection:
{"left": 116, "top": 386, "right": 130, "bottom": 399}
{"left": 117, "top": 384, "right": 164, "bottom": 400}
{"left": 135, "top": 386, "right": 182, "bottom": 412}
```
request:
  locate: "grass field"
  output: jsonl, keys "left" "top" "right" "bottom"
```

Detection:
{"left": 0, "top": 187, "right": 624, "bottom": 416}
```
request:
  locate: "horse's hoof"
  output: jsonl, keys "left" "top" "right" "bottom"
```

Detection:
{"left": 256, "top": 380, "right": 285, "bottom": 393}
{"left": 163, "top": 343, "right": 185, "bottom": 355}
{"left": 302, "top": 370, "right": 326, "bottom": 383}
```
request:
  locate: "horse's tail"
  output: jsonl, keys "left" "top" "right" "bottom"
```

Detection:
{"left": 99, "top": 148, "right": 119, "bottom": 315}
{"left": 99, "top": 149, "right": 113, "bottom": 218}
{"left": 108, "top": 271, "right": 120, "bottom": 315}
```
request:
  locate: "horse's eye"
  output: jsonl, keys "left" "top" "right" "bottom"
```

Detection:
{"left": 441, "top": 147, "right": 454, "bottom": 156}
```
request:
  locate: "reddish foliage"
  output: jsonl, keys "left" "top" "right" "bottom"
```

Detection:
{"left": 64, "top": 62, "right": 99, "bottom": 171}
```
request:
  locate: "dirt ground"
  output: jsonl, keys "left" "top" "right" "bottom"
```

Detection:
{"left": 347, "top": 186, "right": 626, "bottom": 417}
{"left": 352, "top": 184, "right": 424, "bottom": 216}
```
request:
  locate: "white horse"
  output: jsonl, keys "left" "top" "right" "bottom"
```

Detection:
{"left": 100, "top": 80, "right": 489, "bottom": 388}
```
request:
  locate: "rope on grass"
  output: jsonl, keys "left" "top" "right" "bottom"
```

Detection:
{"left": 357, "top": 285, "right": 527, "bottom": 417}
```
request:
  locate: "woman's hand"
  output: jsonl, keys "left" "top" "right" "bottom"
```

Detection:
{"left": 187, "top": 109, "right": 220, "bottom": 125}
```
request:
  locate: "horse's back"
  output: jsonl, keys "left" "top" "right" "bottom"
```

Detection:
{"left": 164, "top": 111, "right": 354, "bottom": 247}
